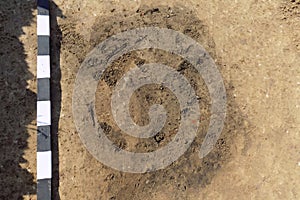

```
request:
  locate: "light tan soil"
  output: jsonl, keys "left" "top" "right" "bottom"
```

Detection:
{"left": 1, "top": 0, "right": 299, "bottom": 199}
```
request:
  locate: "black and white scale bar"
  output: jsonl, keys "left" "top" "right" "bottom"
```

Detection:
{"left": 37, "top": 0, "right": 51, "bottom": 199}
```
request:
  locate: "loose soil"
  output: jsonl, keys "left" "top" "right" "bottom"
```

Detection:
{"left": 1, "top": 0, "right": 299, "bottom": 199}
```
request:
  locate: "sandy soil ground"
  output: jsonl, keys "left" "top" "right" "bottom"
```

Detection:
{"left": 1, "top": 0, "right": 299, "bottom": 199}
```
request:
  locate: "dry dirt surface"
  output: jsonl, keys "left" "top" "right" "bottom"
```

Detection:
{"left": 1, "top": 0, "right": 300, "bottom": 199}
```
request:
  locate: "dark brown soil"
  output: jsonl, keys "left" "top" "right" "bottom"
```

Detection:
{"left": 1, "top": 0, "right": 299, "bottom": 199}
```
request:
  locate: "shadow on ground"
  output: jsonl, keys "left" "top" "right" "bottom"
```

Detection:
{"left": 0, "top": 1, "right": 63, "bottom": 199}
{"left": 0, "top": 0, "right": 35, "bottom": 199}
{"left": 50, "top": 1, "right": 63, "bottom": 199}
